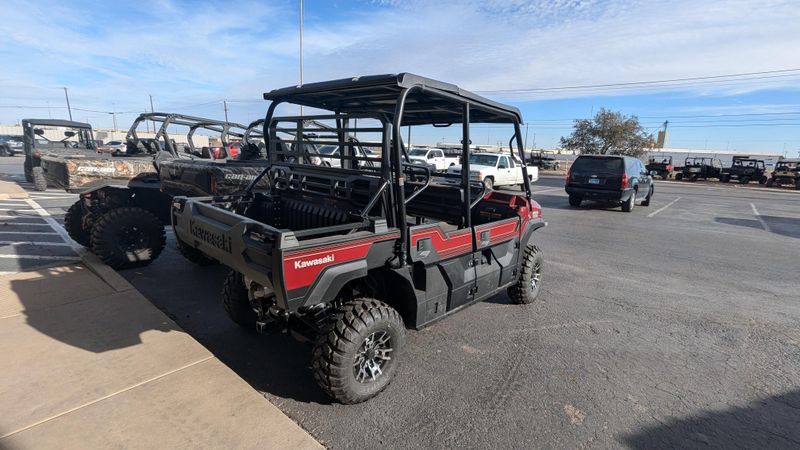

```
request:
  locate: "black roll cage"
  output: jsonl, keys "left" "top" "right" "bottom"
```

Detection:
{"left": 245, "top": 73, "right": 531, "bottom": 264}
{"left": 21, "top": 119, "right": 96, "bottom": 150}
{"left": 126, "top": 113, "right": 251, "bottom": 157}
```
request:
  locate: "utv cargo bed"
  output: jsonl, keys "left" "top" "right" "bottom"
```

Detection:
{"left": 39, "top": 154, "right": 157, "bottom": 192}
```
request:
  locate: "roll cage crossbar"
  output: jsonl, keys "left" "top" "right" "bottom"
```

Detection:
{"left": 126, "top": 113, "right": 250, "bottom": 157}
{"left": 248, "top": 73, "right": 530, "bottom": 265}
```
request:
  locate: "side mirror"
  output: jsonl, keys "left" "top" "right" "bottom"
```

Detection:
{"left": 64, "top": 131, "right": 76, "bottom": 138}
{"left": 649, "top": 170, "right": 658, "bottom": 176}
{"left": 34, "top": 128, "right": 45, "bottom": 136}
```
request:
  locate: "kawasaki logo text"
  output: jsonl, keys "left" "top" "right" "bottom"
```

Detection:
{"left": 294, "top": 254, "right": 334, "bottom": 270}
{"left": 189, "top": 220, "right": 232, "bottom": 253}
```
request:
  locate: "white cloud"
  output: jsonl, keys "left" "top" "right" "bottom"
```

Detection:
{"left": 0, "top": 0, "right": 799, "bottom": 126}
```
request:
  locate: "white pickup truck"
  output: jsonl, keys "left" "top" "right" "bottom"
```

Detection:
{"left": 446, "top": 152, "right": 539, "bottom": 190}
{"left": 408, "top": 147, "right": 459, "bottom": 171}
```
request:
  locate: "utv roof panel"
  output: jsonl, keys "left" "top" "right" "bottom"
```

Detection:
{"left": 263, "top": 73, "right": 522, "bottom": 125}
{"left": 21, "top": 119, "right": 92, "bottom": 128}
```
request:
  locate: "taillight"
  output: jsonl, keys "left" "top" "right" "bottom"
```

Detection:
{"left": 620, "top": 173, "right": 629, "bottom": 190}
{"left": 566, "top": 168, "right": 572, "bottom": 184}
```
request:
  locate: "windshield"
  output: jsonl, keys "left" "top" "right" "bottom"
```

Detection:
{"left": 469, "top": 154, "right": 498, "bottom": 166}
{"left": 408, "top": 148, "right": 428, "bottom": 157}
{"left": 776, "top": 162, "right": 797, "bottom": 169}
{"left": 318, "top": 145, "right": 339, "bottom": 155}
{"left": 572, "top": 156, "right": 623, "bottom": 173}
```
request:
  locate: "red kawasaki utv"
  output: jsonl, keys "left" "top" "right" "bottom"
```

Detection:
{"left": 171, "top": 73, "right": 546, "bottom": 403}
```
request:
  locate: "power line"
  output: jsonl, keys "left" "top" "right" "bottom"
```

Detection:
{"left": 477, "top": 68, "right": 800, "bottom": 94}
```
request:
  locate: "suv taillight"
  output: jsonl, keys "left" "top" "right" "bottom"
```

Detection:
{"left": 620, "top": 172, "right": 629, "bottom": 190}
{"left": 566, "top": 168, "right": 572, "bottom": 184}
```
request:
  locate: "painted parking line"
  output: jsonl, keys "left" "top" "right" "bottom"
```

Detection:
{"left": 533, "top": 187, "right": 564, "bottom": 194}
{"left": 0, "top": 254, "right": 80, "bottom": 260}
{"left": 750, "top": 203, "right": 772, "bottom": 233}
{"left": 0, "top": 241, "right": 72, "bottom": 247}
{"left": 647, "top": 196, "right": 681, "bottom": 218}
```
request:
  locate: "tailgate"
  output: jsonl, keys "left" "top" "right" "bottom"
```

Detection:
{"left": 171, "top": 197, "right": 297, "bottom": 291}
{"left": 41, "top": 155, "right": 155, "bottom": 191}
{"left": 570, "top": 171, "right": 622, "bottom": 190}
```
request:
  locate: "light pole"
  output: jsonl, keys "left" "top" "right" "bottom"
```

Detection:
{"left": 224, "top": 100, "right": 229, "bottom": 122}
{"left": 149, "top": 94, "right": 156, "bottom": 134}
{"left": 299, "top": 0, "right": 304, "bottom": 116}
{"left": 63, "top": 87, "right": 73, "bottom": 120}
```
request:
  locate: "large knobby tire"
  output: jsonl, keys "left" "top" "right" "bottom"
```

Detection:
{"left": 176, "top": 237, "right": 217, "bottom": 266}
{"left": 32, "top": 167, "right": 47, "bottom": 191}
{"left": 739, "top": 176, "right": 750, "bottom": 185}
{"left": 24, "top": 158, "right": 33, "bottom": 182}
{"left": 675, "top": 173, "right": 683, "bottom": 181}
{"left": 641, "top": 186, "right": 654, "bottom": 206}
{"left": 312, "top": 299, "right": 406, "bottom": 404}
{"left": 759, "top": 176, "right": 768, "bottom": 185}
{"left": 568, "top": 195, "right": 582, "bottom": 207}
{"left": 507, "top": 245, "right": 543, "bottom": 304}
{"left": 64, "top": 201, "right": 90, "bottom": 247}
{"left": 222, "top": 270, "right": 257, "bottom": 329}
{"left": 766, "top": 178, "right": 774, "bottom": 188}
{"left": 796, "top": 179, "right": 800, "bottom": 190}
{"left": 90, "top": 207, "right": 165, "bottom": 269}
{"left": 621, "top": 191, "right": 635, "bottom": 212}
{"left": 719, "top": 174, "right": 730, "bottom": 183}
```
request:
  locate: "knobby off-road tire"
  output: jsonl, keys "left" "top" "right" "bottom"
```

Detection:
{"left": 24, "top": 158, "right": 33, "bottom": 182}
{"left": 675, "top": 173, "right": 683, "bottom": 181}
{"left": 312, "top": 299, "right": 406, "bottom": 404}
{"left": 176, "top": 237, "right": 217, "bottom": 266}
{"left": 641, "top": 186, "right": 654, "bottom": 207}
{"left": 719, "top": 174, "right": 730, "bottom": 183}
{"left": 32, "top": 167, "right": 47, "bottom": 191}
{"left": 507, "top": 245, "right": 543, "bottom": 304}
{"left": 759, "top": 176, "right": 768, "bottom": 185}
{"left": 739, "top": 176, "right": 750, "bottom": 184}
{"left": 766, "top": 178, "right": 774, "bottom": 187}
{"left": 621, "top": 191, "right": 635, "bottom": 212}
{"left": 90, "top": 207, "right": 165, "bottom": 269}
{"left": 222, "top": 270, "right": 257, "bottom": 329}
{"left": 64, "top": 200, "right": 90, "bottom": 247}
{"left": 568, "top": 195, "right": 582, "bottom": 207}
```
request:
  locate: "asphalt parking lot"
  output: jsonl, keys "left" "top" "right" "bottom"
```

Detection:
{"left": 2, "top": 155, "right": 798, "bottom": 449}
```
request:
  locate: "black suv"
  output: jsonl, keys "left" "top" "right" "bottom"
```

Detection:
{"left": 565, "top": 155, "right": 653, "bottom": 212}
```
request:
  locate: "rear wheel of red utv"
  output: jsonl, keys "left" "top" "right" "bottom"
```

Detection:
{"left": 508, "top": 245, "right": 543, "bottom": 304}
{"left": 222, "top": 270, "right": 257, "bottom": 329}
{"left": 312, "top": 299, "right": 406, "bottom": 404}
{"left": 90, "top": 207, "right": 165, "bottom": 269}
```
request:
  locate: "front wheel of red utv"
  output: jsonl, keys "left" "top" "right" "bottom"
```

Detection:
{"left": 312, "top": 299, "right": 406, "bottom": 404}
{"left": 507, "top": 245, "right": 543, "bottom": 304}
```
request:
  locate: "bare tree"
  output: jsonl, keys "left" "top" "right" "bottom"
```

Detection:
{"left": 560, "top": 108, "right": 654, "bottom": 157}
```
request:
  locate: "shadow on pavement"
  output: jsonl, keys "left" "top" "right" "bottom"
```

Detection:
{"left": 715, "top": 215, "right": 800, "bottom": 239}
{"left": 10, "top": 265, "right": 178, "bottom": 353}
{"left": 623, "top": 389, "right": 800, "bottom": 449}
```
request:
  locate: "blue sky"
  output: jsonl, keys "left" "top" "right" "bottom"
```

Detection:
{"left": 1, "top": 0, "right": 799, "bottom": 155}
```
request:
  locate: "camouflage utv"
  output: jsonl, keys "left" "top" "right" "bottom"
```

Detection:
{"left": 57, "top": 113, "right": 251, "bottom": 269}
{"left": 21, "top": 119, "right": 97, "bottom": 191}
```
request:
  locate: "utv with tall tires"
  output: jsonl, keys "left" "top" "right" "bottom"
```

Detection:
{"left": 20, "top": 119, "right": 97, "bottom": 191}
{"left": 56, "top": 113, "right": 257, "bottom": 269}
{"left": 171, "top": 73, "right": 546, "bottom": 404}
{"left": 674, "top": 157, "right": 722, "bottom": 181}
{"left": 765, "top": 159, "right": 800, "bottom": 189}
{"left": 719, "top": 156, "right": 768, "bottom": 184}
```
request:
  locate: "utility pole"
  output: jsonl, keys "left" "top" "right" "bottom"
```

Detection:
{"left": 149, "top": 94, "right": 156, "bottom": 134}
{"left": 63, "top": 87, "right": 73, "bottom": 120}
{"left": 223, "top": 100, "right": 229, "bottom": 122}
{"left": 523, "top": 123, "right": 529, "bottom": 151}
{"left": 299, "top": 0, "right": 304, "bottom": 116}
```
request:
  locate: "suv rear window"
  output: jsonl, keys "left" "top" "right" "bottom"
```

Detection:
{"left": 572, "top": 156, "right": 623, "bottom": 173}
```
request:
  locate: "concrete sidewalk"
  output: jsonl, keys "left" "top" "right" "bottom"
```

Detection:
{"left": 0, "top": 179, "right": 29, "bottom": 199}
{"left": 0, "top": 260, "right": 322, "bottom": 449}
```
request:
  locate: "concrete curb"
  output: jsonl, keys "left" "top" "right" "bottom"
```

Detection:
{"left": 79, "top": 251, "right": 135, "bottom": 293}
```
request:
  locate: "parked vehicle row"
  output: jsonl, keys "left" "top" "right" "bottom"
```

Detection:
{"left": 647, "top": 154, "right": 797, "bottom": 189}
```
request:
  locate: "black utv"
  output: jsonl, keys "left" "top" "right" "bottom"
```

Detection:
{"left": 56, "top": 113, "right": 259, "bottom": 269}
{"left": 645, "top": 155, "right": 674, "bottom": 180}
{"left": 719, "top": 156, "right": 768, "bottom": 184}
{"left": 20, "top": 119, "right": 97, "bottom": 190}
{"left": 171, "top": 73, "right": 546, "bottom": 404}
{"left": 674, "top": 157, "right": 722, "bottom": 181}
{"left": 765, "top": 159, "right": 800, "bottom": 189}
